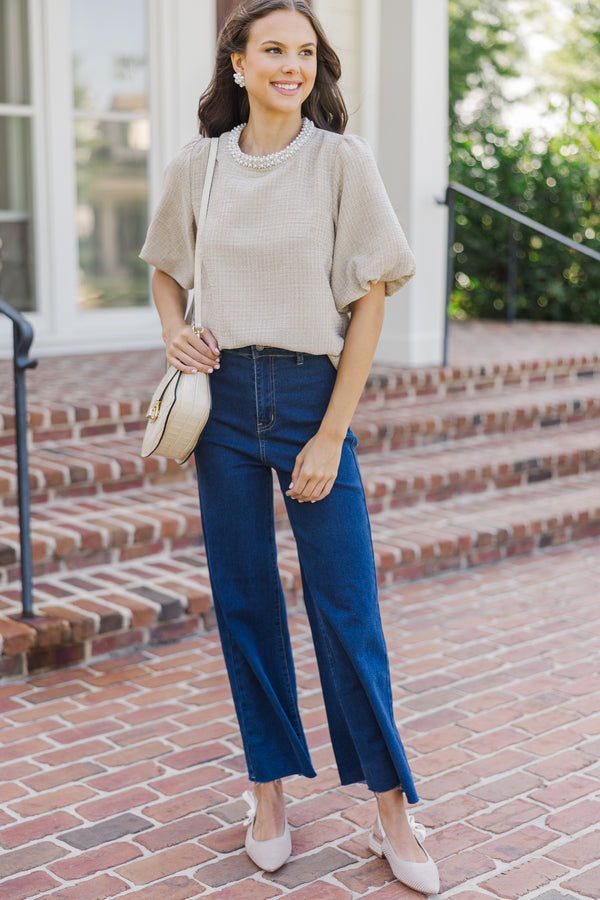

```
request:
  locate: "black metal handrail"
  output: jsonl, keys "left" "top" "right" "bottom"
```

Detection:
{"left": 0, "top": 297, "right": 38, "bottom": 617}
{"left": 439, "top": 182, "right": 600, "bottom": 365}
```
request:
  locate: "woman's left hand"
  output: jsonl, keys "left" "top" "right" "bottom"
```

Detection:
{"left": 286, "top": 430, "right": 344, "bottom": 503}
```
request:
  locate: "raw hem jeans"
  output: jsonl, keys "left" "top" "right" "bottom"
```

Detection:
{"left": 194, "top": 346, "right": 418, "bottom": 803}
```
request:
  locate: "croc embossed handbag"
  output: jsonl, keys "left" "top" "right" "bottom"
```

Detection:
{"left": 142, "top": 138, "right": 218, "bottom": 464}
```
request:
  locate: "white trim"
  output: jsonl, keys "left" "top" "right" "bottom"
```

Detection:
{"left": 0, "top": 104, "right": 34, "bottom": 116}
{"left": 360, "top": 0, "right": 381, "bottom": 153}
{"left": 42, "top": 0, "right": 79, "bottom": 342}
{"left": 149, "top": 0, "right": 216, "bottom": 183}
{"left": 29, "top": 0, "right": 51, "bottom": 330}
{"left": 175, "top": 0, "right": 216, "bottom": 147}
{"left": 0, "top": 212, "right": 29, "bottom": 223}
{"left": 374, "top": 0, "right": 448, "bottom": 367}
{"left": 149, "top": 0, "right": 175, "bottom": 176}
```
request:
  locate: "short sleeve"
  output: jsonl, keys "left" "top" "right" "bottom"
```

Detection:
{"left": 139, "top": 141, "right": 199, "bottom": 290}
{"left": 331, "top": 135, "right": 416, "bottom": 311}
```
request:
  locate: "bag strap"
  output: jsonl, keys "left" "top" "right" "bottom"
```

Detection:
{"left": 192, "top": 137, "right": 219, "bottom": 331}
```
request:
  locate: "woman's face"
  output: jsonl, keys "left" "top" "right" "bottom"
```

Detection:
{"left": 232, "top": 10, "right": 318, "bottom": 120}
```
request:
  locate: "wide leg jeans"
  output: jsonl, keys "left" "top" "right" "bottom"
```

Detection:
{"left": 194, "top": 346, "right": 418, "bottom": 802}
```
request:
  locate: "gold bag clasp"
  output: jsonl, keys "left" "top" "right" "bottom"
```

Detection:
{"left": 147, "top": 401, "right": 161, "bottom": 423}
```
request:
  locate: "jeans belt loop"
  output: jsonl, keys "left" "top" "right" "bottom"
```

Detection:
{"left": 296, "top": 353, "right": 304, "bottom": 365}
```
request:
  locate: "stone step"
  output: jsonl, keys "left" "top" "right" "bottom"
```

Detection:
{"left": 2, "top": 471, "right": 599, "bottom": 676}
{"left": 2, "top": 378, "right": 600, "bottom": 507}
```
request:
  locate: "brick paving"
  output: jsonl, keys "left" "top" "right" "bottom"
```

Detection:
{"left": 1, "top": 320, "right": 600, "bottom": 896}
{"left": 0, "top": 540, "right": 599, "bottom": 898}
{"left": 446, "top": 319, "right": 600, "bottom": 367}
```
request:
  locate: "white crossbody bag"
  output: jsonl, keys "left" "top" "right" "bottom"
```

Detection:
{"left": 141, "top": 137, "right": 219, "bottom": 464}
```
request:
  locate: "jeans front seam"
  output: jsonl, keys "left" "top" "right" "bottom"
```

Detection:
{"left": 346, "top": 445, "right": 405, "bottom": 788}
{"left": 257, "top": 355, "right": 276, "bottom": 435}
{"left": 226, "top": 616, "right": 258, "bottom": 780}
{"left": 264, "top": 484, "right": 303, "bottom": 739}
{"left": 346, "top": 442, "right": 396, "bottom": 721}
{"left": 272, "top": 561, "right": 303, "bottom": 737}
{"left": 252, "top": 354, "right": 267, "bottom": 464}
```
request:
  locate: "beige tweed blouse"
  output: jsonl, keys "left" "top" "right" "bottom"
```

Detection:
{"left": 140, "top": 125, "right": 415, "bottom": 364}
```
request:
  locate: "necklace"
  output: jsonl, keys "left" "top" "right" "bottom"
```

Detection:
{"left": 228, "top": 118, "right": 315, "bottom": 170}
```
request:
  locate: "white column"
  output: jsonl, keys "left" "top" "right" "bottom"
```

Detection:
{"left": 152, "top": 0, "right": 216, "bottom": 169}
{"left": 313, "top": 0, "right": 363, "bottom": 134}
{"left": 373, "top": 0, "right": 448, "bottom": 367}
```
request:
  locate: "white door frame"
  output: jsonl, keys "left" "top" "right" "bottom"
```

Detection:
{"left": 1, "top": 0, "right": 216, "bottom": 359}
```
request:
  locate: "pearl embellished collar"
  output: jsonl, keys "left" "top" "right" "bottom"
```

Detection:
{"left": 228, "top": 118, "right": 315, "bottom": 170}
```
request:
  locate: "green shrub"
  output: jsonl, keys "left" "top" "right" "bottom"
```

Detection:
{"left": 449, "top": 127, "right": 600, "bottom": 323}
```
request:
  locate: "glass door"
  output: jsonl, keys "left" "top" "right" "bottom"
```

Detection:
{"left": 71, "top": 0, "right": 150, "bottom": 312}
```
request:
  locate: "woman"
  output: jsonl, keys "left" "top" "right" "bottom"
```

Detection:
{"left": 141, "top": 0, "right": 439, "bottom": 893}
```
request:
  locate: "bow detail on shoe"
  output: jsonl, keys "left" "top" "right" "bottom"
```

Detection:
{"left": 369, "top": 810, "right": 440, "bottom": 895}
{"left": 242, "top": 789, "right": 257, "bottom": 827}
{"left": 407, "top": 814, "right": 428, "bottom": 844}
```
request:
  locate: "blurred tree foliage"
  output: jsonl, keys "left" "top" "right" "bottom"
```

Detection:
{"left": 448, "top": 0, "right": 525, "bottom": 132}
{"left": 542, "top": 1, "right": 600, "bottom": 119}
{"left": 448, "top": 0, "right": 600, "bottom": 323}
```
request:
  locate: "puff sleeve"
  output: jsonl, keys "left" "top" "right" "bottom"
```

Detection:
{"left": 331, "top": 135, "right": 416, "bottom": 312}
{"left": 139, "top": 141, "right": 198, "bottom": 290}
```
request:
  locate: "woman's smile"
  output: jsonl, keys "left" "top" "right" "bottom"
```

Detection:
{"left": 272, "top": 81, "right": 302, "bottom": 95}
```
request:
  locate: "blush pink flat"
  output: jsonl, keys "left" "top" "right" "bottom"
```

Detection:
{"left": 242, "top": 789, "right": 292, "bottom": 872}
{"left": 369, "top": 810, "right": 440, "bottom": 895}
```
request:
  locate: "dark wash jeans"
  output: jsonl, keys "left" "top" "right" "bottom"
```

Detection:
{"left": 194, "top": 346, "right": 418, "bottom": 801}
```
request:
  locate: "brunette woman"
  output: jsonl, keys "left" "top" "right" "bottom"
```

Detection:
{"left": 141, "top": 1, "right": 439, "bottom": 893}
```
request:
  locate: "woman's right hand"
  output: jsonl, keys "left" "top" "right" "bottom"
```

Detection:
{"left": 151, "top": 270, "right": 220, "bottom": 374}
{"left": 164, "top": 322, "right": 220, "bottom": 374}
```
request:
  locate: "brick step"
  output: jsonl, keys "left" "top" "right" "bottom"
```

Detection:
{"left": 0, "top": 351, "right": 161, "bottom": 449}
{"left": 1, "top": 349, "right": 600, "bottom": 446}
{"left": 0, "top": 482, "right": 204, "bottom": 586}
{"left": 0, "top": 435, "right": 193, "bottom": 508}
{"left": 2, "top": 472, "right": 599, "bottom": 676}
{"left": 359, "top": 419, "right": 600, "bottom": 510}
{"left": 2, "top": 444, "right": 597, "bottom": 573}
{"left": 352, "top": 377, "right": 600, "bottom": 450}
{"left": 2, "top": 420, "right": 600, "bottom": 580}
{"left": 364, "top": 354, "right": 600, "bottom": 401}
{"left": 2, "top": 378, "right": 600, "bottom": 506}
{"left": 278, "top": 470, "right": 600, "bottom": 584}
{"left": 0, "top": 548, "right": 221, "bottom": 677}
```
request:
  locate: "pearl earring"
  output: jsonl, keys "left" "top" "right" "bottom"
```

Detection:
{"left": 233, "top": 72, "right": 246, "bottom": 88}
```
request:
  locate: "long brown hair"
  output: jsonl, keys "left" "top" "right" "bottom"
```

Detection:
{"left": 198, "top": 0, "right": 348, "bottom": 136}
